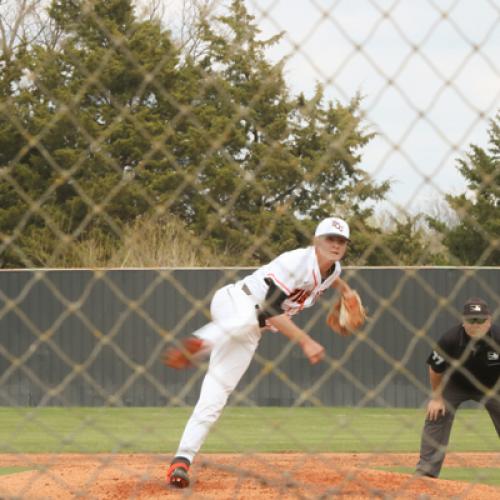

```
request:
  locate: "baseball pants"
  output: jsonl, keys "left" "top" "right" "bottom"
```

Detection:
{"left": 175, "top": 284, "right": 262, "bottom": 462}
{"left": 416, "top": 381, "right": 500, "bottom": 477}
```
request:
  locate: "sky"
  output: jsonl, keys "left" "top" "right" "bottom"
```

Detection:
{"left": 241, "top": 0, "right": 500, "bottom": 215}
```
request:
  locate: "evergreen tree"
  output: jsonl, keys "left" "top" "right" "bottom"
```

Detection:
{"left": 428, "top": 113, "right": 500, "bottom": 265}
{"left": 0, "top": 0, "right": 390, "bottom": 267}
{"left": 354, "top": 215, "right": 447, "bottom": 266}
{"left": 0, "top": 0, "right": 192, "bottom": 266}
{"left": 173, "top": 0, "right": 389, "bottom": 263}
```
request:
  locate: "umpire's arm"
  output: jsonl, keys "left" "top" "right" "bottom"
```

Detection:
{"left": 426, "top": 366, "right": 446, "bottom": 420}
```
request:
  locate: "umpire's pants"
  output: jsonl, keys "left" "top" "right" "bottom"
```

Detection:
{"left": 415, "top": 381, "right": 500, "bottom": 478}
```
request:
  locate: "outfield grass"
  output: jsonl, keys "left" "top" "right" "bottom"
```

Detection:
{"left": 377, "top": 467, "right": 500, "bottom": 486}
{"left": 0, "top": 407, "right": 497, "bottom": 454}
{"left": 0, "top": 466, "right": 34, "bottom": 475}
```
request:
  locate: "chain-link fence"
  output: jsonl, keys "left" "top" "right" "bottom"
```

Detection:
{"left": 0, "top": 0, "right": 499, "bottom": 498}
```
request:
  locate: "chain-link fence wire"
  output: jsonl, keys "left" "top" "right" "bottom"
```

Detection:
{"left": 0, "top": 0, "right": 499, "bottom": 497}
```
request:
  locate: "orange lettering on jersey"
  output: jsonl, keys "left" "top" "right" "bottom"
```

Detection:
{"left": 288, "top": 289, "right": 311, "bottom": 305}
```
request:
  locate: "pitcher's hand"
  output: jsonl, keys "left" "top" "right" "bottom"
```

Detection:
{"left": 301, "top": 337, "right": 325, "bottom": 364}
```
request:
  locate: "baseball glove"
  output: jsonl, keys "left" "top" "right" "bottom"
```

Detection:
{"left": 326, "top": 290, "right": 366, "bottom": 336}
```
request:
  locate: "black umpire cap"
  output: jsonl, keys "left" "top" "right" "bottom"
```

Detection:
{"left": 463, "top": 298, "right": 490, "bottom": 318}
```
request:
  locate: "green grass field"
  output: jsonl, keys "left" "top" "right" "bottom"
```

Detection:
{"left": 0, "top": 407, "right": 498, "bottom": 484}
{"left": 376, "top": 467, "right": 500, "bottom": 485}
{"left": 0, "top": 466, "right": 34, "bottom": 475}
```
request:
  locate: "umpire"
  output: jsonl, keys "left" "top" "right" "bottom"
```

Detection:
{"left": 415, "top": 297, "right": 500, "bottom": 478}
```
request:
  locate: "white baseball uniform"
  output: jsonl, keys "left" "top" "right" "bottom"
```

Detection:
{"left": 175, "top": 245, "right": 342, "bottom": 462}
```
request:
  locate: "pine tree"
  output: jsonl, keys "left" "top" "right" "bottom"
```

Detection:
{"left": 174, "top": 0, "right": 389, "bottom": 263}
{"left": 1, "top": 0, "right": 392, "bottom": 267}
{"left": 428, "top": 113, "right": 500, "bottom": 265}
{"left": 0, "top": 0, "right": 192, "bottom": 266}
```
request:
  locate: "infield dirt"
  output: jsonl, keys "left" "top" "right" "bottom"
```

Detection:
{"left": 0, "top": 452, "right": 499, "bottom": 499}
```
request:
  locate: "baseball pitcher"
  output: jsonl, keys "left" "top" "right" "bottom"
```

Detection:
{"left": 163, "top": 216, "right": 366, "bottom": 488}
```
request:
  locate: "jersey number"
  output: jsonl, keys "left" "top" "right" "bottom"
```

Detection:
{"left": 431, "top": 351, "right": 445, "bottom": 365}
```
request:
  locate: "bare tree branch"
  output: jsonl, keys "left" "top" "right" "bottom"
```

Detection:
{"left": 136, "top": 0, "right": 166, "bottom": 23}
{"left": 0, "top": 0, "right": 50, "bottom": 59}
{"left": 136, "top": 0, "right": 222, "bottom": 58}
{"left": 177, "top": 0, "right": 221, "bottom": 58}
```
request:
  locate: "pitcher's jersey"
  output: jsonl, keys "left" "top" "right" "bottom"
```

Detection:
{"left": 240, "top": 246, "right": 341, "bottom": 317}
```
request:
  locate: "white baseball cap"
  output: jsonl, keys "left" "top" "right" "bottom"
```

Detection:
{"left": 315, "top": 217, "right": 350, "bottom": 241}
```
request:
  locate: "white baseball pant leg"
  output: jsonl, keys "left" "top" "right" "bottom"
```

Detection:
{"left": 175, "top": 284, "right": 261, "bottom": 462}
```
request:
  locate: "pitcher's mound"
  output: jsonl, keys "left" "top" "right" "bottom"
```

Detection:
{"left": 1, "top": 452, "right": 499, "bottom": 499}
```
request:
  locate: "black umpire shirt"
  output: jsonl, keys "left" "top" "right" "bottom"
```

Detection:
{"left": 427, "top": 324, "right": 500, "bottom": 393}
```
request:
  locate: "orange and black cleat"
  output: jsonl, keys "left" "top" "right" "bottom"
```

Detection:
{"left": 162, "top": 337, "right": 208, "bottom": 369}
{"left": 167, "top": 457, "right": 191, "bottom": 488}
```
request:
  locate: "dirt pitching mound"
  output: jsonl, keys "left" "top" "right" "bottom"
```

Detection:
{"left": 0, "top": 452, "right": 498, "bottom": 499}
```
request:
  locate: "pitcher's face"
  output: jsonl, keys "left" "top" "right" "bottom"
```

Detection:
{"left": 314, "top": 235, "right": 348, "bottom": 263}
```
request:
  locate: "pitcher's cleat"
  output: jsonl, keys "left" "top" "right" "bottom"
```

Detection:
{"left": 167, "top": 457, "right": 191, "bottom": 488}
{"left": 163, "top": 338, "right": 208, "bottom": 369}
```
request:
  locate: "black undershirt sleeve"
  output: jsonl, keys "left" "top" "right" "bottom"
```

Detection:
{"left": 257, "top": 277, "right": 289, "bottom": 327}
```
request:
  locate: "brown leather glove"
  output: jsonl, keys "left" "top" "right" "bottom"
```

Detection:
{"left": 326, "top": 290, "right": 366, "bottom": 336}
